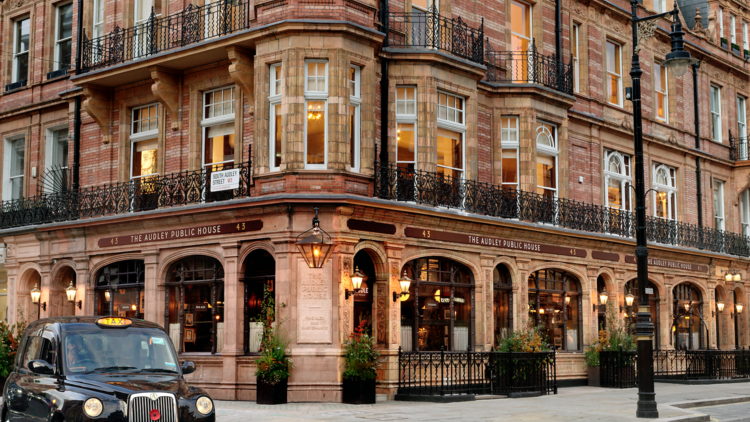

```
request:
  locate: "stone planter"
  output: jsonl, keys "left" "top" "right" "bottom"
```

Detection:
{"left": 342, "top": 378, "right": 376, "bottom": 404}
{"left": 588, "top": 367, "right": 600, "bottom": 387}
{"left": 256, "top": 378, "right": 288, "bottom": 405}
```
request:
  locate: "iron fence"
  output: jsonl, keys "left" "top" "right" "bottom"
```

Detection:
{"left": 730, "top": 131, "right": 749, "bottom": 161}
{"left": 385, "top": 8, "right": 484, "bottom": 65}
{"left": 397, "top": 347, "right": 556, "bottom": 397}
{"left": 0, "top": 161, "right": 251, "bottom": 230}
{"left": 600, "top": 349, "right": 637, "bottom": 388}
{"left": 374, "top": 161, "right": 750, "bottom": 257}
{"left": 484, "top": 39, "right": 574, "bottom": 95}
{"left": 653, "top": 349, "right": 750, "bottom": 380}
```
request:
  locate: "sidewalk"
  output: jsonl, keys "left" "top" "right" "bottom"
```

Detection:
{"left": 214, "top": 382, "right": 750, "bottom": 422}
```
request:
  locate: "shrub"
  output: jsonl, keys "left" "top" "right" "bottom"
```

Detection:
{"left": 253, "top": 288, "right": 294, "bottom": 385}
{"left": 0, "top": 308, "right": 28, "bottom": 378}
{"left": 496, "top": 323, "right": 550, "bottom": 353}
{"left": 584, "top": 306, "right": 635, "bottom": 368}
{"left": 343, "top": 320, "right": 380, "bottom": 381}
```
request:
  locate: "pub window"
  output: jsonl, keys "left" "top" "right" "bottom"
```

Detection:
{"left": 54, "top": 3, "right": 73, "bottom": 71}
{"left": 528, "top": 269, "right": 581, "bottom": 351}
{"left": 493, "top": 264, "right": 513, "bottom": 346}
{"left": 603, "top": 149, "right": 632, "bottom": 211}
{"left": 269, "top": 63, "right": 282, "bottom": 172}
{"left": 672, "top": 283, "right": 704, "bottom": 350}
{"left": 94, "top": 260, "right": 145, "bottom": 318}
{"left": 13, "top": 18, "right": 30, "bottom": 84}
{"left": 203, "top": 86, "right": 235, "bottom": 171}
{"left": 305, "top": 60, "right": 328, "bottom": 169}
{"left": 711, "top": 85, "right": 722, "bottom": 142}
{"left": 623, "top": 279, "right": 660, "bottom": 349}
{"left": 243, "top": 250, "right": 275, "bottom": 354}
{"left": 606, "top": 40, "right": 622, "bottom": 106}
{"left": 536, "top": 122, "right": 558, "bottom": 199}
{"left": 399, "top": 258, "right": 474, "bottom": 351}
{"left": 396, "top": 86, "right": 417, "bottom": 171}
{"left": 166, "top": 256, "right": 225, "bottom": 354}
{"left": 653, "top": 163, "right": 677, "bottom": 220}
{"left": 131, "top": 104, "right": 159, "bottom": 180}
{"left": 437, "top": 91, "right": 465, "bottom": 180}
{"left": 501, "top": 116, "right": 519, "bottom": 189}
{"left": 350, "top": 65, "right": 361, "bottom": 172}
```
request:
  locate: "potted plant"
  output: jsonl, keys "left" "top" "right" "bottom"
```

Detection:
{"left": 585, "top": 306, "right": 636, "bottom": 387}
{"left": 722, "top": 37, "right": 729, "bottom": 49}
{"left": 0, "top": 308, "right": 28, "bottom": 389}
{"left": 496, "top": 323, "right": 552, "bottom": 395}
{"left": 584, "top": 329, "right": 607, "bottom": 387}
{"left": 733, "top": 43, "right": 741, "bottom": 55}
{"left": 744, "top": 49, "right": 750, "bottom": 59}
{"left": 342, "top": 320, "right": 380, "bottom": 404}
{"left": 254, "top": 288, "right": 294, "bottom": 405}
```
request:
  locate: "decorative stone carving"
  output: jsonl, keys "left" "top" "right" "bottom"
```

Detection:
{"left": 5, "top": 244, "right": 14, "bottom": 258}
{"left": 706, "top": 9, "right": 718, "bottom": 44}
{"left": 81, "top": 84, "right": 113, "bottom": 144}
{"left": 667, "top": 131, "right": 679, "bottom": 145}
{"left": 227, "top": 46, "right": 255, "bottom": 115}
{"left": 621, "top": 117, "right": 634, "bottom": 132}
{"left": 693, "top": 6, "right": 706, "bottom": 36}
{"left": 486, "top": 276, "right": 492, "bottom": 345}
{"left": 571, "top": 0, "right": 585, "bottom": 16}
{"left": 149, "top": 67, "right": 181, "bottom": 131}
{"left": 377, "top": 297, "right": 386, "bottom": 344}
{"left": 588, "top": 6, "right": 600, "bottom": 24}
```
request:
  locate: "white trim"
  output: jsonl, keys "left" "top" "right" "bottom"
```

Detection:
{"left": 200, "top": 114, "right": 235, "bottom": 128}
{"left": 719, "top": 9, "right": 724, "bottom": 39}
{"left": 606, "top": 39, "right": 623, "bottom": 107}
{"left": 711, "top": 85, "right": 722, "bottom": 143}
{"left": 510, "top": 0, "right": 532, "bottom": 52}
{"left": 269, "top": 101, "right": 281, "bottom": 172}
{"left": 572, "top": 23, "right": 580, "bottom": 93}
{"left": 12, "top": 18, "right": 29, "bottom": 84}
{"left": 731, "top": 14, "right": 737, "bottom": 45}
{"left": 131, "top": 103, "right": 159, "bottom": 138}
{"left": 304, "top": 60, "right": 328, "bottom": 96}
{"left": 652, "top": 163, "right": 677, "bottom": 220}
{"left": 130, "top": 130, "right": 158, "bottom": 143}
{"left": 714, "top": 180, "right": 725, "bottom": 231}
{"left": 269, "top": 63, "right": 282, "bottom": 99}
{"left": 201, "top": 87, "right": 236, "bottom": 168}
{"left": 44, "top": 125, "right": 69, "bottom": 194}
{"left": 501, "top": 116, "right": 519, "bottom": 188}
{"left": 3, "top": 135, "right": 25, "bottom": 201}
{"left": 93, "top": 0, "right": 105, "bottom": 38}
{"left": 54, "top": 2, "right": 73, "bottom": 71}
{"left": 396, "top": 86, "right": 417, "bottom": 119}
{"left": 536, "top": 121, "right": 558, "bottom": 198}
{"left": 349, "top": 65, "right": 361, "bottom": 173}
{"left": 741, "top": 190, "right": 749, "bottom": 236}
{"left": 744, "top": 21, "right": 748, "bottom": 51}
{"left": 654, "top": 62, "right": 668, "bottom": 123}
{"left": 603, "top": 149, "right": 632, "bottom": 211}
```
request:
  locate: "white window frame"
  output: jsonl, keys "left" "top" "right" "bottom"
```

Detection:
{"left": 603, "top": 149, "right": 632, "bottom": 211}
{"left": 714, "top": 180, "right": 725, "bottom": 231}
{"left": 652, "top": 163, "right": 677, "bottom": 221}
{"left": 130, "top": 103, "right": 160, "bottom": 180}
{"left": 269, "top": 63, "right": 282, "bottom": 172}
{"left": 572, "top": 23, "right": 580, "bottom": 93}
{"left": 44, "top": 125, "right": 69, "bottom": 194}
{"left": 711, "top": 85, "right": 722, "bottom": 143}
{"left": 133, "top": 0, "right": 161, "bottom": 58}
{"left": 741, "top": 190, "right": 750, "bottom": 236}
{"left": 744, "top": 21, "right": 748, "bottom": 51}
{"left": 304, "top": 60, "right": 328, "bottom": 170}
{"left": 3, "top": 136, "right": 25, "bottom": 201}
{"left": 739, "top": 96, "right": 748, "bottom": 160}
{"left": 510, "top": 0, "right": 532, "bottom": 52}
{"left": 201, "top": 87, "right": 236, "bottom": 169}
{"left": 395, "top": 86, "right": 418, "bottom": 170}
{"left": 719, "top": 9, "right": 724, "bottom": 40}
{"left": 349, "top": 65, "right": 361, "bottom": 173}
{"left": 12, "top": 18, "right": 29, "bottom": 84}
{"left": 93, "top": 0, "right": 105, "bottom": 38}
{"left": 536, "top": 121, "right": 558, "bottom": 199}
{"left": 731, "top": 15, "right": 737, "bottom": 45}
{"left": 436, "top": 91, "right": 466, "bottom": 180}
{"left": 654, "top": 0, "right": 666, "bottom": 13}
{"left": 606, "top": 40, "right": 623, "bottom": 107}
{"left": 501, "top": 116, "right": 519, "bottom": 189}
{"left": 54, "top": 3, "right": 73, "bottom": 71}
{"left": 654, "top": 62, "right": 668, "bottom": 122}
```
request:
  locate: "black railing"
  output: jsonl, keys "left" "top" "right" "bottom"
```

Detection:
{"left": 729, "top": 131, "right": 749, "bottom": 161}
{"left": 600, "top": 349, "right": 637, "bottom": 388}
{"left": 397, "top": 347, "right": 556, "bottom": 397}
{"left": 0, "top": 162, "right": 251, "bottom": 230}
{"left": 82, "top": 0, "right": 251, "bottom": 73}
{"left": 484, "top": 39, "right": 574, "bottom": 95}
{"left": 385, "top": 8, "right": 484, "bottom": 65}
{"left": 374, "top": 162, "right": 750, "bottom": 257}
{"left": 653, "top": 349, "right": 750, "bottom": 380}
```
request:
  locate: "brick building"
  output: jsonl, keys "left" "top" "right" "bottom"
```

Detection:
{"left": 0, "top": 0, "right": 749, "bottom": 401}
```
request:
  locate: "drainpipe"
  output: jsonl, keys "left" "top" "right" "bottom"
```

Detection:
{"left": 379, "top": 0, "right": 389, "bottom": 167}
{"left": 555, "top": 0, "right": 562, "bottom": 61}
{"left": 72, "top": 0, "right": 84, "bottom": 191}
{"left": 693, "top": 62, "right": 703, "bottom": 240}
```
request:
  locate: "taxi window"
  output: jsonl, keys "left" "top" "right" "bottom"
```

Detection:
{"left": 38, "top": 330, "right": 57, "bottom": 367}
{"left": 22, "top": 337, "right": 42, "bottom": 370}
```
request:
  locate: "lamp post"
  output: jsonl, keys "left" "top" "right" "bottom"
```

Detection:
{"left": 629, "top": 1, "right": 697, "bottom": 417}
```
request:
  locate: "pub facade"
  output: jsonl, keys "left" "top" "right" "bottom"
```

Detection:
{"left": 0, "top": 0, "right": 750, "bottom": 401}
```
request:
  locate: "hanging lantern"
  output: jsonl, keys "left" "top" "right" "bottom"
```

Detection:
{"left": 131, "top": 304, "right": 137, "bottom": 311}
{"left": 65, "top": 281, "right": 77, "bottom": 303}
{"left": 30, "top": 283, "right": 41, "bottom": 305}
{"left": 683, "top": 301, "right": 691, "bottom": 312}
{"left": 394, "top": 271, "right": 413, "bottom": 303}
{"left": 295, "top": 207, "right": 336, "bottom": 269}
{"left": 565, "top": 295, "right": 571, "bottom": 306}
{"left": 625, "top": 291, "right": 635, "bottom": 308}
{"left": 737, "top": 303, "right": 744, "bottom": 314}
{"left": 734, "top": 272, "right": 742, "bottom": 282}
{"left": 350, "top": 266, "right": 365, "bottom": 291}
{"left": 599, "top": 286, "right": 608, "bottom": 305}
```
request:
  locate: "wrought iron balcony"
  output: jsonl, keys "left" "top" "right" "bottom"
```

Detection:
{"left": 0, "top": 161, "right": 251, "bottom": 230}
{"left": 484, "top": 40, "right": 574, "bottom": 95}
{"left": 384, "top": 8, "right": 484, "bottom": 65}
{"left": 729, "top": 131, "right": 748, "bottom": 161}
{"left": 374, "top": 161, "right": 750, "bottom": 257}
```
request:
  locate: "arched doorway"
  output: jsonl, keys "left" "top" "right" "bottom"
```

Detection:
{"left": 596, "top": 275, "right": 607, "bottom": 330}
{"left": 353, "top": 251, "right": 375, "bottom": 335}
{"left": 166, "top": 256, "right": 224, "bottom": 354}
{"left": 528, "top": 269, "right": 582, "bottom": 351}
{"left": 715, "top": 286, "right": 727, "bottom": 349}
{"left": 735, "top": 288, "right": 744, "bottom": 348}
{"left": 20, "top": 269, "right": 42, "bottom": 320}
{"left": 493, "top": 264, "right": 512, "bottom": 347}
{"left": 400, "top": 257, "right": 474, "bottom": 351}
{"left": 672, "top": 283, "right": 706, "bottom": 350}
{"left": 623, "top": 279, "right": 660, "bottom": 349}
{"left": 52, "top": 266, "right": 77, "bottom": 317}
{"left": 94, "top": 260, "right": 145, "bottom": 317}
{"left": 242, "top": 249, "right": 275, "bottom": 354}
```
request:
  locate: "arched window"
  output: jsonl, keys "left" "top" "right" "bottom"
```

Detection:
{"left": 596, "top": 276, "right": 607, "bottom": 330}
{"left": 493, "top": 264, "right": 513, "bottom": 346}
{"left": 604, "top": 149, "right": 632, "bottom": 211}
{"left": 528, "top": 269, "right": 581, "bottom": 351}
{"left": 536, "top": 122, "right": 558, "bottom": 199}
{"left": 623, "top": 279, "right": 660, "bottom": 349}
{"left": 353, "top": 251, "right": 375, "bottom": 335}
{"left": 242, "top": 250, "right": 274, "bottom": 355}
{"left": 399, "top": 258, "right": 474, "bottom": 351}
{"left": 166, "top": 256, "right": 224, "bottom": 354}
{"left": 672, "top": 283, "right": 705, "bottom": 350}
{"left": 95, "top": 260, "right": 145, "bottom": 318}
{"left": 653, "top": 163, "right": 677, "bottom": 220}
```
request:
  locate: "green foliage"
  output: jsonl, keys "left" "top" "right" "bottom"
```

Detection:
{"left": 253, "top": 288, "right": 294, "bottom": 385}
{"left": 0, "top": 308, "right": 28, "bottom": 378}
{"left": 343, "top": 320, "right": 380, "bottom": 381}
{"left": 496, "top": 322, "right": 551, "bottom": 353}
{"left": 584, "top": 305, "right": 635, "bottom": 368}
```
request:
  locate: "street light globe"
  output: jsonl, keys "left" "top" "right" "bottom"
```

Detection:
{"left": 399, "top": 271, "right": 412, "bottom": 295}
{"left": 662, "top": 10, "right": 699, "bottom": 77}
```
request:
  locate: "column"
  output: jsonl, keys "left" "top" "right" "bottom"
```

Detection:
{"left": 143, "top": 249, "right": 160, "bottom": 324}
{"left": 221, "top": 242, "right": 242, "bottom": 400}
{"left": 74, "top": 258, "right": 89, "bottom": 317}
{"left": 479, "top": 254, "right": 495, "bottom": 352}
{"left": 39, "top": 261, "right": 52, "bottom": 319}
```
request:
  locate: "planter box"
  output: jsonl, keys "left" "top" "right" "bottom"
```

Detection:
{"left": 256, "top": 378, "right": 288, "bottom": 405}
{"left": 342, "top": 379, "right": 376, "bottom": 404}
{"left": 722, "top": 39, "right": 729, "bottom": 49}
{"left": 588, "top": 367, "right": 600, "bottom": 387}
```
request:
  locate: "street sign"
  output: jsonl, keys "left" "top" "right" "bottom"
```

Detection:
{"left": 645, "top": 287, "right": 654, "bottom": 295}
{"left": 210, "top": 168, "right": 240, "bottom": 192}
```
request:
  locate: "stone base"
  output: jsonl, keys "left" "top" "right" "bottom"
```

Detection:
{"left": 508, "top": 391, "right": 542, "bottom": 398}
{"left": 394, "top": 394, "right": 475, "bottom": 403}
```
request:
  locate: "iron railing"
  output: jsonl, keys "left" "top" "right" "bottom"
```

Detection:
{"left": 373, "top": 162, "right": 750, "bottom": 257}
{"left": 600, "top": 348, "right": 637, "bottom": 388}
{"left": 729, "top": 131, "right": 749, "bottom": 161}
{"left": 385, "top": 8, "right": 484, "bottom": 65}
{"left": 0, "top": 161, "right": 251, "bottom": 230}
{"left": 82, "top": 0, "right": 251, "bottom": 73}
{"left": 653, "top": 349, "right": 750, "bottom": 380}
{"left": 397, "top": 347, "right": 556, "bottom": 397}
{"left": 484, "top": 39, "right": 574, "bottom": 95}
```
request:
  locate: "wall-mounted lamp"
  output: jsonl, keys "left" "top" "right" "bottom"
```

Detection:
{"left": 594, "top": 286, "right": 608, "bottom": 312}
{"left": 393, "top": 271, "right": 412, "bottom": 302}
{"left": 625, "top": 291, "right": 635, "bottom": 308}
{"left": 296, "top": 207, "right": 336, "bottom": 269}
{"left": 714, "top": 300, "right": 725, "bottom": 317}
{"left": 30, "top": 283, "right": 46, "bottom": 316}
{"left": 683, "top": 301, "right": 691, "bottom": 312}
{"left": 104, "top": 290, "right": 111, "bottom": 302}
{"left": 565, "top": 295, "right": 571, "bottom": 306}
{"left": 737, "top": 303, "right": 744, "bottom": 314}
{"left": 345, "top": 266, "right": 365, "bottom": 300}
{"left": 65, "top": 281, "right": 82, "bottom": 309}
{"left": 725, "top": 269, "right": 742, "bottom": 282}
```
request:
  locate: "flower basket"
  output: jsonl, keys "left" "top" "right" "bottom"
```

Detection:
{"left": 257, "top": 378, "right": 288, "bottom": 405}
{"left": 588, "top": 366, "right": 600, "bottom": 387}
{"left": 342, "top": 378, "right": 376, "bottom": 404}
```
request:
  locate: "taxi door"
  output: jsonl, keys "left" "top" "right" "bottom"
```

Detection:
{"left": 23, "top": 329, "right": 60, "bottom": 422}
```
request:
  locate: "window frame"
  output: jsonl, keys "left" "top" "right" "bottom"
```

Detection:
{"left": 738, "top": 96, "right": 747, "bottom": 138}
{"left": 731, "top": 15, "right": 737, "bottom": 45}
{"left": 304, "top": 60, "right": 328, "bottom": 170}
{"left": 714, "top": 179, "right": 725, "bottom": 231}
{"left": 436, "top": 91, "right": 466, "bottom": 180}
{"left": 54, "top": 2, "right": 73, "bottom": 71}
{"left": 396, "top": 86, "right": 418, "bottom": 170}
{"left": 12, "top": 17, "right": 30, "bottom": 84}
{"left": 606, "top": 40, "right": 623, "bottom": 107}
{"left": 349, "top": 65, "right": 361, "bottom": 172}
{"left": 741, "top": 189, "right": 750, "bottom": 236}
{"left": 652, "top": 163, "right": 677, "bottom": 221}
{"left": 719, "top": 9, "right": 724, "bottom": 39}
{"left": 510, "top": 0, "right": 532, "bottom": 52}
{"left": 572, "top": 23, "right": 580, "bottom": 93}
{"left": 711, "top": 85, "right": 723, "bottom": 143}
{"left": 501, "top": 116, "right": 520, "bottom": 189}
{"left": 744, "top": 21, "right": 748, "bottom": 51}
{"left": 269, "top": 63, "right": 282, "bottom": 172}
{"left": 536, "top": 121, "right": 558, "bottom": 198}
{"left": 201, "top": 86, "right": 236, "bottom": 169}
{"left": 654, "top": 62, "right": 668, "bottom": 122}
{"left": 44, "top": 125, "right": 69, "bottom": 194}
{"left": 130, "top": 103, "right": 160, "bottom": 180}
{"left": 603, "top": 149, "right": 632, "bottom": 211}
{"left": 3, "top": 136, "right": 25, "bottom": 201}
{"left": 93, "top": 0, "right": 105, "bottom": 38}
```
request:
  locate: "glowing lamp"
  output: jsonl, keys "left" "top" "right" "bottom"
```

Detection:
{"left": 295, "top": 207, "right": 336, "bottom": 269}
{"left": 565, "top": 296, "right": 571, "bottom": 306}
{"left": 717, "top": 301, "right": 725, "bottom": 313}
{"left": 726, "top": 273, "right": 733, "bottom": 282}
{"left": 625, "top": 292, "right": 635, "bottom": 308}
{"left": 599, "top": 287, "right": 608, "bottom": 305}
{"left": 684, "top": 301, "right": 691, "bottom": 312}
{"left": 30, "top": 283, "right": 41, "bottom": 305}
{"left": 104, "top": 290, "right": 111, "bottom": 302}
{"left": 65, "top": 281, "right": 77, "bottom": 303}
{"left": 350, "top": 266, "right": 365, "bottom": 290}
{"left": 737, "top": 303, "right": 744, "bottom": 314}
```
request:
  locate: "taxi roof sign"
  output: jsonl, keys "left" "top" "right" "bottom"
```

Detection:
{"left": 96, "top": 317, "right": 132, "bottom": 328}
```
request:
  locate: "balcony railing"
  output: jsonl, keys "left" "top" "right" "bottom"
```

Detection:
{"left": 729, "top": 131, "right": 749, "bottom": 161}
{"left": 82, "top": 0, "right": 252, "bottom": 73}
{"left": 484, "top": 39, "right": 574, "bottom": 95}
{"left": 0, "top": 161, "right": 251, "bottom": 230}
{"left": 373, "top": 162, "right": 750, "bottom": 257}
{"left": 385, "top": 8, "right": 484, "bottom": 65}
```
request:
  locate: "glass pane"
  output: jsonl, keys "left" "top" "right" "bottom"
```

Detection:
{"left": 11, "top": 139, "right": 25, "bottom": 177}
{"left": 132, "top": 139, "right": 158, "bottom": 178}
{"left": 567, "top": 295, "right": 580, "bottom": 350}
{"left": 417, "top": 284, "right": 450, "bottom": 351}
{"left": 16, "top": 53, "right": 28, "bottom": 82}
{"left": 58, "top": 40, "right": 72, "bottom": 69}
{"left": 17, "top": 19, "right": 30, "bottom": 53}
{"left": 608, "top": 178, "right": 623, "bottom": 209}
{"left": 656, "top": 191, "right": 668, "bottom": 218}
{"left": 494, "top": 289, "right": 511, "bottom": 345}
{"left": 58, "top": 4, "right": 73, "bottom": 40}
{"left": 306, "top": 101, "right": 326, "bottom": 165}
{"left": 273, "top": 104, "right": 281, "bottom": 168}
{"left": 349, "top": 105, "right": 357, "bottom": 168}
{"left": 536, "top": 154, "right": 556, "bottom": 189}
{"left": 510, "top": 1, "right": 530, "bottom": 39}
{"left": 204, "top": 124, "right": 235, "bottom": 166}
{"left": 397, "top": 123, "right": 415, "bottom": 163}
{"left": 437, "top": 128, "right": 462, "bottom": 171}
{"left": 501, "top": 149, "right": 517, "bottom": 184}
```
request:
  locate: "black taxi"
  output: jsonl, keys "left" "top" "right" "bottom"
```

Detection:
{"left": 2, "top": 316, "right": 215, "bottom": 422}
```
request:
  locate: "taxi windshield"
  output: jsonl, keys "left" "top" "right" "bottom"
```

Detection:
{"left": 62, "top": 327, "right": 179, "bottom": 375}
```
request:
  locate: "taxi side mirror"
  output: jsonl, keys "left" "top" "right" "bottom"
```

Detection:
{"left": 28, "top": 360, "right": 55, "bottom": 375}
{"left": 181, "top": 361, "right": 196, "bottom": 375}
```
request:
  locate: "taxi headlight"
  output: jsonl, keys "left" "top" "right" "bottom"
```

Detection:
{"left": 196, "top": 396, "right": 213, "bottom": 415}
{"left": 83, "top": 398, "right": 104, "bottom": 418}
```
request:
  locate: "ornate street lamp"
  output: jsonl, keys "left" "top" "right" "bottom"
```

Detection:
{"left": 66, "top": 281, "right": 82, "bottom": 310}
{"left": 30, "top": 283, "right": 46, "bottom": 319}
{"left": 628, "top": 2, "right": 697, "bottom": 417}
{"left": 295, "top": 207, "right": 336, "bottom": 269}
{"left": 393, "top": 270, "right": 412, "bottom": 302}
{"left": 737, "top": 303, "right": 744, "bottom": 314}
{"left": 625, "top": 291, "right": 635, "bottom": 308}
{"left": 717, "top": 301, "right": 726, "bottom": 313}
{"left": 344, "top": 266, "right": 366, "bottom": 300}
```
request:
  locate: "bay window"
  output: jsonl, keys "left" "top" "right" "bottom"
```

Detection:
{"left": 501, "top": 117, "right": 519, "bottom": 189}
{"left": 131, "top": 104, "right": 159, "bottom": 180}
{"left": 305, "top": 61, "right": 327, "bottom": 169}
{"left": 711, "top": 85, "right": 722, "bottom": 142}
{"left": 437, "top": 92, "right": 465, "bottom": 180}
{"left": 653, "top": 163, "right": 677, "bottom": 220}
{"left": 55, "top": 3, "right": 73, "bottom": 71}
{"left": 396, "top": 86, "right": 417, "bottom": 171}
{"left": 604, "top": 149, "right": 632, "bottom": 211}
{"left": 13, "top": 18, "right": 30, "bottom": 84}
{"left": 350, "top": 65, "right": 361, "bottom": 172}
{"left": 202, "top": 87, "right": 235, "bottom": 170}
{"left": 536, "top": 122, "right": 558, "bottom": 198}
{"left": 606, "top": 40, "right": 622, "bottom": 106}
{"left": 654, "top": 63, "right": 667, "bottom": 122}
{"left": 269, "top": 64, "right": 282, "bottom": 172}
{"left": 714, "top": 180, "right": 725, "bottom": 231}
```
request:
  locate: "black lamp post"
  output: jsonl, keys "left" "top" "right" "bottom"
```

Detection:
{"left": 629, "top": 1, "right": 697, "bottom": 418}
